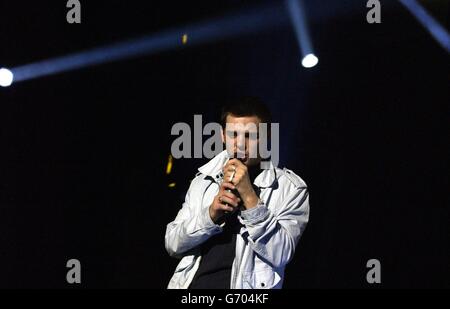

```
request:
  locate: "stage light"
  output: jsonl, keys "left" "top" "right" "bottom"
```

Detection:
{"left": 398, "top": 0, "right": 450, "bottom": 53}
{"left": 286, "top": 0, "right": 319, "bottom": 69}
{"left": 9, "top": 3, "right": 286, "bottom": 85}
{"left": 0, "top": 68, "right": 13, "bottom": 87}
{"left": 301, "top": 53, "right": 318, "bottom": 68}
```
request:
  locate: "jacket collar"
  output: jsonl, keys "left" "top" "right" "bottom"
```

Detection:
{"left": 198, "top": 150, "right": 277, "bottom": 188}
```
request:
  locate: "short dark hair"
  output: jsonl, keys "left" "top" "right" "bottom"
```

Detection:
{"left": 220, "top": 96, "right": 272, "bottom": 129}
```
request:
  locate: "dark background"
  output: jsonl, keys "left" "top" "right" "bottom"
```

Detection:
{"left": 0, "top": 0, "right": 448, "bottom": 288}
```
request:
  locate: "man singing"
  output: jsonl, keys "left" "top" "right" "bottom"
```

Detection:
{"left": 165, "top": 97, "right": 309, "bottom": 289}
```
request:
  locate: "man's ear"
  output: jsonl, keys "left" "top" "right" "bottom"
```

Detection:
{"left": 221, "top": 127, "right": 226, "bottom": 144}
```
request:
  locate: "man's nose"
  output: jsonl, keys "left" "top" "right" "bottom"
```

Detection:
{"left": 236, "top": 138, "right": 246, "bottom": 151}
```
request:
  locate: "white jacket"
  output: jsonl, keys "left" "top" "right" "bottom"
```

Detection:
{"left": 165, "top": 150, "right": 309, "bottom": 289}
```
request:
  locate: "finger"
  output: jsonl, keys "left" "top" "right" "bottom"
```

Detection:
{"left": 228, "top": 175, "right": 241, "bottom": 186}
{"left": 223, "top": 166, "right": 237, "bottom": 176}
{"left": 221, "top": 191, "right": 240, "bottom": 203}
{"left": 219, "top": 195, "right": 239, "bottom": 207}
{"left": 228, "top": 159, "right": 244, "bottom": 167}
{"left": 224, "top": 172, "right": 236, "bottom": 182}
{"left": 224, "top": 166, "right": 237, "bottom": 173}
{"left": 221, "top": 182, "right": 236, "bottom": 191}
{"left": 217, "top": 202, "right": 234, "bottom": 212}
{"left": 223, "top": 161, "right": 233, "bottom": 169}
{"left": 234, "top": 172, "right": 244, "bottom": 181}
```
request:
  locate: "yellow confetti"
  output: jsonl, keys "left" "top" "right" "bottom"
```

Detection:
{"left": 182, "top": 34, "right": 188, "bottom": 45}
{"left": 166, "top": 155, "right": 173, "bottom": 175}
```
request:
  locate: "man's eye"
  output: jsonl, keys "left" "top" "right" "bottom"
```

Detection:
{"left": 227, "top": 131, "right": 258, "bottom": 139}
{"left": 247, "top": 133, "right": 258, "bottom": 140}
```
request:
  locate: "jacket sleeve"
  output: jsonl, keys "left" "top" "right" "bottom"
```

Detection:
{"left": 165, "top": 176, "right": 222, "bottom": 258}
{"left": 239, "top": 183, "right": 309, "bottom": 268}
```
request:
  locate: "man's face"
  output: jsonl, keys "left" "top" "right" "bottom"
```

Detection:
{"left": 222, "top": 114, "right": 262, "bottom": 167}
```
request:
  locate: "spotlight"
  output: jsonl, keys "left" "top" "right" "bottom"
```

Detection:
{"left": 0, "top": 68, "right": 13, "bottom": 87}
{"left": 398, "top": 0, "right": 450, "bottom": 53}
{"left": 286, "top": 0, "right": 319, "bottom": 69}
{"left": 9, "top": 3, "right": 286, "bottom": 84}
{"left": 301, "top": 53, "right": 318, "bottom": 68}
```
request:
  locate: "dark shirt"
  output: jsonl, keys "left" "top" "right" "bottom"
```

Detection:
{"left": 189, "top": 209, "right": 242, "bottom": 289}
{"left": 189, "top": 166, "right": 262, "bottom": 289}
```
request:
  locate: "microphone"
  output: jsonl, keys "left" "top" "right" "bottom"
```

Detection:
{"left": 216, "top": 157, "right": 244, "bottom": 224}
